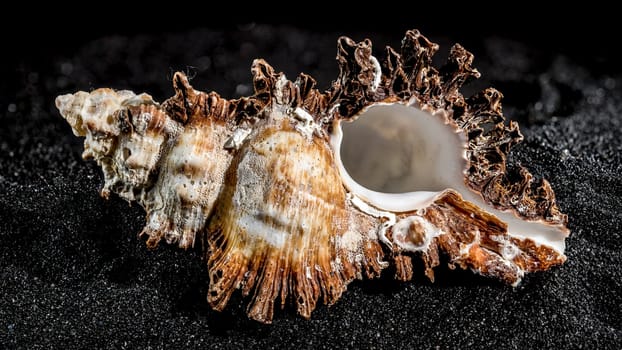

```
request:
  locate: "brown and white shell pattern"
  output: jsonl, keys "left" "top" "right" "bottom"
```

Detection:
{"left": 56, "top": 29, "right": 570, "bottom": 323}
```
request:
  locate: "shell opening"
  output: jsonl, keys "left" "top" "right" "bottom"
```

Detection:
{"left": 331, "top": 102, "right": 567, "bottom": 253}
{"left": 339, "top": 103, "right": 463, "bottom": 194}
{"left": 331, "top": 103, "right": 465, "bottom": 212}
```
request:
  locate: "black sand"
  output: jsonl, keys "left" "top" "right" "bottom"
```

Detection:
{"left": 1, "top": 20, "right": 620, "bottom": 349}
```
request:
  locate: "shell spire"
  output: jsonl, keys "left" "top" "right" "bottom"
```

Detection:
{"left": 56, "top": 29, "right": 569, "bottom": 323}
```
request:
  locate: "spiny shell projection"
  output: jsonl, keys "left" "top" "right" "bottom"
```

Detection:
{"left": 56, "top": 30, "right": 570, "bottom": 323}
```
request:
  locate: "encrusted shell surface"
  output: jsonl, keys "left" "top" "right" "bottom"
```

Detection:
{"left": 56, "top": 29, "right": 569, "bottom": 323}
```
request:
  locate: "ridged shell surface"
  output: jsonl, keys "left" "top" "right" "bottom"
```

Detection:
{"left": 56, "top": 29, "right": 570, "bottom": 323}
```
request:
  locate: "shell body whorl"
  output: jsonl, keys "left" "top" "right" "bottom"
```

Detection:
{"left": 207, "top": 120, "right": 358, "bottom": 321}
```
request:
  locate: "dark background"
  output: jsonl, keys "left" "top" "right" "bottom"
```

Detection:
{"left": 1, "top": 7, "right": 621, "bottom": 349}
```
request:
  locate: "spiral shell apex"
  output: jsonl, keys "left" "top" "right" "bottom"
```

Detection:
{"left": 56, "top": 29, "right": 569, "bottom": 323}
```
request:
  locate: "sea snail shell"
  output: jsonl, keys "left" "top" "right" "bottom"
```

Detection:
{"left": 56, "top": 29, "right": 569, "bottom": 323}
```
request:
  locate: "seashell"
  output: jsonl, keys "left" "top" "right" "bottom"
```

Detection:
{"left": 56, "top": 29, "right": 569, "bottom": 323}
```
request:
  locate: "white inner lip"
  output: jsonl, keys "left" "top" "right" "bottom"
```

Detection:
{"left": 330, "top": 103, "right": 568, "bottom": 253}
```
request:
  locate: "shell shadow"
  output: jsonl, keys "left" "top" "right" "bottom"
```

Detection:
{"left": 173, "top": 279, "right": 276, "bottom": 335}
{"left": 357, "top": 254, "right": 498, "bottom": 297}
